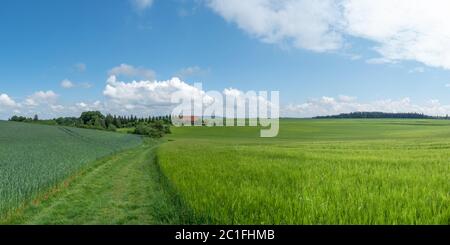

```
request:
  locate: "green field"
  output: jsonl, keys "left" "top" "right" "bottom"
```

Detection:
{"left": 1, "top": 119, "right": 449, "bottom": 224}
{"left": 158, "top": 119, "right": 450, "bottom": 224}
{"left": 3, "top": 139, "right": 185, "bottom": 224}
{"left": 0, "top": 121, "right": 142, "bottom": 218}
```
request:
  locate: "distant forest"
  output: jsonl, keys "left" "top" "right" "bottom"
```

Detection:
{"left": 9, "top": 111, "right": 172, "bottom": 138}
{"left": 313, "top": 112, "right": 446, "bottom": 119}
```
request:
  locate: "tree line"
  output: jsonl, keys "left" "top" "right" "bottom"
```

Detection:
{"left": 313, "top": 112, "right": 441, "bottom": 119}
{"left": 9, "top": 111, "right": 172, "bottom": 138}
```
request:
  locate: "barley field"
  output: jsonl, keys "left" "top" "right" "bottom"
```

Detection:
{"left": 157, "top": 119, "right": 450, "bottom": 224}
{"left": 0, "top": 121, "right": 142, "bottom": 217}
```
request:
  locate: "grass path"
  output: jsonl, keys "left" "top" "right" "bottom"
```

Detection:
{"left": 4, "top": 140, "right": 183, "bottom": 224}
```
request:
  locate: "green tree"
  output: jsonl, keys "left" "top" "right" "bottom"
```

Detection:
{"left": 114, "top": 116, "right": 122, "bottom": 128}
{"left": 105, "top": 114, "right": 114, "bottom": 128}
{"left": 80, "top": 111, "right": 105, "bottom": 125}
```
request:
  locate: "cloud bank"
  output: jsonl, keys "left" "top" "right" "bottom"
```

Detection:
{"left": 4, "top": 83, "right": 450, "bottom": 119}
{"left": 207, "top": 0, "right": 450, "bottom": 69}
{"left": 0, "top": 90, "right": 65, "bottom": 119}
{"left": 283, "top": 96, "right": 450, "bottom": 118}
{"left": 103, "top": 75, "right": 206, "bottom": 109}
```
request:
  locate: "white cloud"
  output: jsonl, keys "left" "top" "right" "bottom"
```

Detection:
{"left": 61, "top": 79, "right": 75, "bottom": 89}
{"left": 6, "top": 85, "right": 450, "bottom": 120}
{"left": 207, "top": 0, "right": 450, "bottom": 69}
{"left": 222, "top": 87, "right": 276, "bottom": 117}
{"left": 283, "top": 96, "right": 450, "bottom": 118}
{"left": 0, "top": 91, "right": 63, "bottom": 119}
{"left": 103, "top": 75, "right": 208, "bottom": 115}
{"left": 176, "top": 66, "right": 209, "bottom": 78}
{"left": 108, "top": 64, "right": 156, "bottom": 80}
{"left": 61, "top": 79, "right": 92, "bottom": 89}
{"left": 342, "top": 0, "right": 450, "bottom": 69}
{"left": 50, "top": 105, "right": 65, "bottom": 112}
{"left": 74, "top": 101, "right": 103, "bottom": 111}
{"left": 338, "top": 95, "right": 356, "bottom": 102}
{"left": 103, "top": 75, "right": 204, "bottom": 105}
{"left": 0, "top": 93, "right": 17, "bottom": 109}
{"left": 131, "top": 0, "right": 154, "bottom": 11}
{"left": 24, "top": 91, "right": 59, "bottom": 107}
{"left": 3, "top": 76, "right": 273, "bottom": 119}
{"left": 102, "top": 76, "right": 279, "bottom": 118}
{"left": 207, "top": 0, "right": 344, "bottom": 52}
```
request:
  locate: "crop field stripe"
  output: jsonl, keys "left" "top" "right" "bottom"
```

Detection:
{"left": 0, "top": 121, "right": 142, "bottom": 218}
{"left": 2, "top": 139, "right": 187, "bottom": 224}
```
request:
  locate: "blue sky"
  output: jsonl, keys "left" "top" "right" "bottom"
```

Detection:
{"left": 2, "top": 0, "right": 450, "bottom": 118}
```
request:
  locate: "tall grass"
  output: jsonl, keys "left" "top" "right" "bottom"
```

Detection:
{"left": 0, "top": 121, "right": 142, "bottom": 217}
{"left": 157, "top": 119, "right": 450, "bottom": 224}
